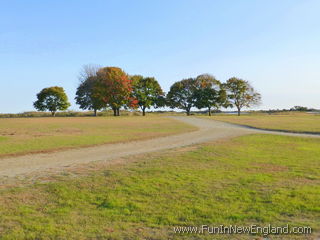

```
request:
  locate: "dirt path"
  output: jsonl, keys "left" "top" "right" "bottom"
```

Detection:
{"left": 0, "top": 117, "right": 319, "bottom": 178}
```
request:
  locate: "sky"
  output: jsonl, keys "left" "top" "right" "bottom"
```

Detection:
{"left": 1, "top": 0, "right": 320, "bottom": 113}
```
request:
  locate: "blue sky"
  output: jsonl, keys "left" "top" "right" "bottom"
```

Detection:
{"left": 1, "top": 0, "right": 320, "bottom": 113}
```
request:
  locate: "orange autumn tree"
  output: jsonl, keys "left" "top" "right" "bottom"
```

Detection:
{"left": 96, "top": 67, "right": 137, "bottom": 116}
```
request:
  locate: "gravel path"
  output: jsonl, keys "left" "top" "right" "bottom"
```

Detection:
{"left": 0, "top": 116, "right": 319, "bottom": 178}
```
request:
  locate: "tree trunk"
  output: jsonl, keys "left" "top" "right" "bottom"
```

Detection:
{"left": 142, "top": 107, "right": 146, "bottom": 116}
{"left": 51, "top": 111, "right": 56, "bottom": 117}
{"left": 186, "top": 109, "right": 190, "bottom": 116}
{"left": 94, "top": 109, "right": 97, "bottom": 117}
{"left": 116, "top": 108, "right": 120, "bottom": 116}
{"left": 208, "top": 107, "right": 211, "bottom": 116}
{"left": 237, "top": 107, "right": 241, "bottom": 116}
{"left": 113, "top": 108, "right": 117, "bottom": 116}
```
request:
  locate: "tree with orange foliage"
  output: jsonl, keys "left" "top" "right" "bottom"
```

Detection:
{"left": 96, "top": 67, "right": 136, "bottom": 116}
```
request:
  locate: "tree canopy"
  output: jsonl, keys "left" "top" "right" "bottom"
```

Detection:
{"left": 33, "top": 86, "right": 70, "bottom": 116}
{"left": 131, "top": 75, "right": 163, "bottom": 116}
{"left": 225, "top": 77, "right": 261, "bottom": 116}
{"left": 74, "top": 65, "right": 105, "bottom": 116}
{"left": 96, "top": 67, "right": 136, "bottom": 116}
{"left": 75, "top": 76, "right": 106, "bottom": 116}
{"left": 166, "top": 78, "right": 197, "bottom": 115}
{"left": 193, "top": 74, "right": 229, "bottom": 116}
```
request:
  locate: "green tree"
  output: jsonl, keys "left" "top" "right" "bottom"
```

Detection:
{"left": 96, "top": 67, "right": 134, "bottom": 116}
{"left": 131, "top": 75, "right": 164, "bottom": 116}
{"left": 225, "top": 77, "right": 261, "bottom": 116}
{"left": 75, "top": 76, "right": 106, "bottom": 116}
{"left": 290, "top": 106, "right": 309, "bottom": 112}
{"left": 34, "top": 86, "right": 70, "bottom": 116}
{"left": 193, "top": 74, "right": 229, "bottom": 116}
{"left": 166, "top": 78, "right": 197, "bottom": 115}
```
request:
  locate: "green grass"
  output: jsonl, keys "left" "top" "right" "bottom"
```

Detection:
{"left": 0, "top": 116, "right": 195, "bottom": 157}
{"left": 0, "top": 134, "right": 319, "bottom": 239}
{"left": 200, "top": 113, "right": 320, "bottom": 133}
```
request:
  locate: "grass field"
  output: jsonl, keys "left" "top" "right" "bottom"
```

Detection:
{"left": 0, "top": 116, "right": 195, "bottom": 157}
{"left": 0, "top": 134, "right": 319, "bottom": 239}
{"left": 202, "top": 113, "right": 320, "bottom": 133}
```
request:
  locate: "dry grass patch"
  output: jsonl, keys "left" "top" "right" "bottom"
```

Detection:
{"left": 0, "top": 116, "right": 196, "bottom": 157}
{"left": 200, "top": 112, "right": 320, "bottom": 133}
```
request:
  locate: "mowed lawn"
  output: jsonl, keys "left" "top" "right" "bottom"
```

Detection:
{"left": 0, "top": 117, "right": 195, "bottom": 157}
{"left": 0, "top": 134, "right": 319, "bottom": 239}
{"left": 203, "top": 113, "right": 320, "bottom": 133}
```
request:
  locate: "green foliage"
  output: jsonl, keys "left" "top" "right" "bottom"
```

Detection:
{"left": 131, "top": 75, "right": 164, "bottom": 116}
{"left": 75, "top": 76, "right": 106, "bottom": 116}
{"left": 166, "top": 78, "right": 197, "bottom": 115}
{"left": 166, "top": 74, "right": 232, "bottom": 116}
{"left": 290, "top": 106, "right": 310, "bottom": 111}
{"left": 0, "top": 134, "right": 319, "bottom": 239}
{"left": 193, "top": 74, "right": 229, "bottom": 116}
{"left": 33, "top": 86, "right": 70, "bottom": 116}
{"left": 225, "top": 77, "right": 261, "bottom": 116}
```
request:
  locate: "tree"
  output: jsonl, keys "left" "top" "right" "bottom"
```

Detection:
{"left": 75, "top": 65, "right": 105, "bottom": 116}
{"left": 131, "top": 75, "right": 164, "bottom": 116}
{"left": 224, "top": 77, "right": 261, "bottom": 116}
{"left": 34, "top": 86, "right": 70, "bottom": 116}
{"left": 75, "top": 76, "right": 106, "bottom": 116}
{"left": 193, "top": 74, "right": 229, "bottom": 116}
{"left": 166, "top": 78, "right": 197, "bottom": 115}
{"left": 96, "top": 67, "right": 134, "bottom": 116}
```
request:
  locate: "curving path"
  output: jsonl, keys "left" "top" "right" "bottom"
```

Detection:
{"left": 0, "top": 116, "right": 319, "bottom": 178}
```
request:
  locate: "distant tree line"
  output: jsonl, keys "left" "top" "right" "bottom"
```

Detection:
{"left": 263, "top": 106, "right": 318, "bottom": 114}
{"left": 290, "top": 106, "right": 314, "bottom": 112}
{"left": 33, "top": 65, "right": 261, "bottom": 116}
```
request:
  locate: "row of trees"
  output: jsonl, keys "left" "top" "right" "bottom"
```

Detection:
{"left": 34, "top": 65, "right": 261, "bottom": 116}
{"left": 74, "top": 65, "right": 164, "bottom": 116}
